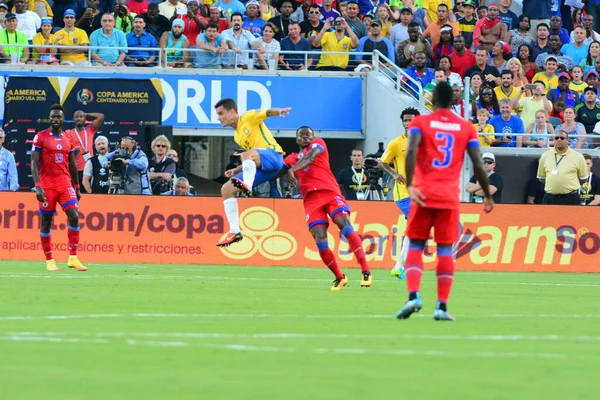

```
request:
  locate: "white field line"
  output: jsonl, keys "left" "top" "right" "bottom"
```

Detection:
{"left": 6, "top": 331, "right": 600, "bottom": 342}
{"left": 2, "top": 313, "right": 600, "bottom": 321}
{"left": 0, "top": 334, "right": 570, "bottom": 359}
{"left": 471, "top": 282, "right": 600, "bottom": 287}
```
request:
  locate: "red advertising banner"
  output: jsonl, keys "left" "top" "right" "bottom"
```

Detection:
{"left": 0, "top": 193, "right": 599, "bottom": 272}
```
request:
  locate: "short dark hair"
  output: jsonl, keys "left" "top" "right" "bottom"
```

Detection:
{"left": 309, "top": 3, "right": 321, "bottom": 9}
{"left": 206, "top": 23, "right": 219, "bottom": 30}
{"left": 534, "top": 80, "right": 545, "bottom": 86}
{"left": 133, "top": 15, "right": 144, "bottom": 22}
{"left": 351, "top": 148, "right": 363, "bottom": 155}
{"left": 346, "top": 0, "right": 359, "bottom": 6}
{"left": 437, "top": 3, "right": 448, "bottom": 10}
{"left": 50, "top": 104, "right": 64, "bottom": 112}
{"left": 296, "top": 125, "right": 314, "bottom": 134}
{"left": 230, "top": 12, "right": 244, "bottom": 21}
{"left": 215, "top": 98, "right": 237, "bottom": 111}
{"left": 432, "top": 82, "right": 453, "bottom": 109}
{"left": 288, "top": 21, "right": 301, "bottom": 29}
{"left": 148, "top": 3, "right": 158, "bottom": 10}
{"left": 434, "top": 67, "right": 445, "bottom": 74}
{"left": 537, "top": 23, "right": 550, "bottom": 31}
{"left": 400, "top": 107, "right": 420, "bottom": 120}
{"left": 475, "top": 45, "right": 487, "bottom": 54}
{"left": 478, "top": 5, "right": 488, "bottom": 11}
{"left": 501, "top": 70, "right": 513, "bottom": 78}
{"left": 407, "top": 22, "right": 419, "bottom": 29}
{"left": 583, "top": 153, "right": 593, "bottom": 161}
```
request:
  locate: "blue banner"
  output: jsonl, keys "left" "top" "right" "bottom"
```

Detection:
{"left": 0, "top": 72, "right": 363, "bottom": 131}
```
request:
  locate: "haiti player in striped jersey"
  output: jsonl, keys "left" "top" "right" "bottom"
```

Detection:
{"left": 397, "top": 82, "right": 494, "bottom": 321}
{"left": 284, "top": 126, "right": 372, "bottom": 290}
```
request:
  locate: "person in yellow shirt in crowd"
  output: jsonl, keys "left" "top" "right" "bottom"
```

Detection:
{"left": 313, "top": 16, "right": 359, "bottom": 71}
{"left": 55, "top": 9, "right": 90, "bottom": 66}
{"left": 423, "top": 0, "right": 455, "bottom": 26}
{"left": 494, "top": 70, "right": 519, "bottom": 103}
{"left": 569, "top": 66, "right": 587, "bottom": 96}
{"left": 31, "top": 17, "right": 61, "bottom": 64}
{"left": 474, "top": 108, "right": 495, "bottom": 147}
{"left": 532, "top": 56, "right": 559, "bottom": 90}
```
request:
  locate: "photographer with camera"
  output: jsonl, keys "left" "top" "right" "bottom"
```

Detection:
{"left": 82, "top": 135, "right": 110, "bottom": 194}
{"left": 104, "top": 136, "right": 151, "bottom": 195}
{"left": 148, "top": 135, "right": 176, "bottom": 195}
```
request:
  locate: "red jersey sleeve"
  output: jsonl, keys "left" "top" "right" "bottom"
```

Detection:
{"left": 32, "top": 132, "right": 44, "bottom": 152}
{"left": 283, "top": 153, "right": 298, "bottom": 168}
{"left": 309, "top": 138, "right": 326, "bottom": 154}
{"left": 466, "top": 122, "right": 480, "bottom": 149}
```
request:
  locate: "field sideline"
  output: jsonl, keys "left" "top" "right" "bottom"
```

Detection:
{"left": 1, "top": 261, "right": 598, "bottom": 400}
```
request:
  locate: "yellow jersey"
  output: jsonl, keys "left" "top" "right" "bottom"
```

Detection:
{"left": 234, "top": 109, "right": 284, "bottom": 154}
{"left": 317, "top": 32, "right": 354, "bottom": 69}
{"left": 55, "top": 27, "right": 89, "bottom": 63}
{"left": 532, "top": 72, "right": 559, "bottom": 90}
{"left": 570, "top": 81, "right": 587, "bottom": 96}
{"left": 493, "top": 86, "right": 519, "bottom": 103}
{"left": 474, "top": 123, "right": 495, "bottom": 147}
{"left": 380, "top": 135, "right": 409, "bottom": 201}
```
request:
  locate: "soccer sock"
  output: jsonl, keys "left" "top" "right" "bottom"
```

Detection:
{"left": 316, "top": 241, "right": 344, "bottom": 279}
{"left": 40, "top": 232, "right": 53, "bottom": 261}
{"left": 223, "top": 198, "right": 240, "bottom": 234}
{"left": 67, "top": 225, "right": 80, "bottom": 256}
{"left": 242, "top": 159, "right": 256, "bottom": 189}
{"left": 395, "top": 235, "right": 411, "bottom": 270}
{"left": 436, "top": 246, "right": 455, "bottom": 308}
{"left": 405, "top": 242, "right": 425, "bottom": 298}
{"left": 341, "top": 225, "right": 370, "bottom": 274}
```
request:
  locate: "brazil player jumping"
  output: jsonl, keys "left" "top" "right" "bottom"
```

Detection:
{"left": 31, "top": 104, "right": 86, "bottom": 272}
{"left": 397, "top": 83, "right": 494, "bottom": 321}
{"left": 214, "top": 98, "right": 291, "bottom": 247}
{"left": 377, "top": 107, "right": 421, "bottom": 281}
{"left": 285, "top": 126, "right": 372, "bottom": 290}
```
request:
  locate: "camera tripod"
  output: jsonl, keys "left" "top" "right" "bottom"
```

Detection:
{"left": 360, "top": 181, "right": 386, "bottom": 201}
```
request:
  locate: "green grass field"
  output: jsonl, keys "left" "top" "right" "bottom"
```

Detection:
{"left": 1, "top": 262, "right": 599, "bottom": 400}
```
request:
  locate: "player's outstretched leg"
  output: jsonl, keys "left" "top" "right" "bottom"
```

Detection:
{"left": 39, "top": 214, "right": 58, "bottom": 271}
{"left": 217, "top": 182, "right": 244, "bottom": 247}
{"left": 65, "top": 208, "right": 87, "bottom": 271}
{"left": 433, "top": 244, "right": 455, "bottom": 321}
{"left": 336, "top": 218, "right": 371, "bottom": 287}
{"left": 391, "top": 235, "right": 409, "bottom": 280}
{"left": 310, "top": 225, "right": 347, "bottom": 290}
{"left": 396, "top": 240, "right": 425, "bottom": 319}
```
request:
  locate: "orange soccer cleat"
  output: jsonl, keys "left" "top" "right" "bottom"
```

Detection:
{"left": 216, "top": 232, "right": 243, "bottom": 247}
{"left": 67, "top": 256, "right": 88, "bottom": 271}
{"left": 46, "top": 259, "right": 60, "bottom": 271}
{"left": 331, "top": 275, "right": 348, "bottom": 291}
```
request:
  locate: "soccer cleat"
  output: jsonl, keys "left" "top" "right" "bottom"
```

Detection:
{"left": 216, "top": 232, "right": 243, "bottom": 247}
{"left": 46, "top": 259, "right": 59, "bottom": 271}
{"left": 331, "top": 275, "right": 348, "bottom": 291}
{"left": 231, "top": 178, "right": 253, "bottom": 197}
{"left": 67, "top": 256, "right": 88, "bottom": 271}
{"left": 390, "top": 265, "right": 406, "bottom": 280}
{"left": 396, "top": 298, "right": 423, "bottom": 320}
{"left": 433, "top": 309, "right": 455, "bottom": 321}
{"left": 360, "top": 271, "right": 372, "bottom": 287}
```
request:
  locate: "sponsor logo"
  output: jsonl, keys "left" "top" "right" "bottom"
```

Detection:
{"left": 77, "top": 89, "right": 94, "bottom": 105}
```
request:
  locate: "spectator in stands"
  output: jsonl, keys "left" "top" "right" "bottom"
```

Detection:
{"left": 520, "top": 109, "right": 554, "bottom": 148}
{"left": 243, "top": 0, "right": 264, "bottom": 39}
{"left": 82, "top": 135, "right": 110, "bottom": 194}
{"left": 403, "top": 51, "right": 434, "bottom": 97}
{"left": 548, "top": 72, "right": 579, "bottom": 108}
{"left": 438, "top": 55, "right": 462, "bottom": 87}
{"left": 105, "top": 136, "right": 151, "bottom": 195}
{"left": 321, "top": 0, "right": 341, "bottom": 21}
{"left": 561, "top": 27, "right": 589, "bottom": 67}
{"left": 580, "top": 154, "right": 600, "bottom": 205}
{"left": 390, "top": 7, "right": 413, "bottom": 49}
{"left": 532, "top": 56, "right": 559, "bottom": 90}
{"left": 208, "top": 6, "right": 228, "bottom": 33}
{"left": 195, "top": 22, "right": 227, "bottom": 68}
{"left": 336, "top": 148, "right": 366, "bottom": 201}
{"left": 465, "top": 46, "right": 500, "bottom": 87}
{"left": 279, "top": 21, "right": 311, "bottom": 70}
{"left": 523, "top": 0, "right": 551, "bottom": 35}
{"left": 401, "top": 0, "right": 425, "bottom": 29}
{"left": 215, "top": 0, "right": 247, "bottom": 19}
{"left": 423, "top": 68, "right": 447, "bottom": 108}
{"left": 432, "top": 24, "right": 454, "bottom": 64}
{"left": 575, "top": 87, "right": 600, "bottom": 139}
{"left": 474, "top": 85, "right": 500, "bottom": 117}
{"left": 494, "top": 70, "right": 518, "bottom": 103}
{"left": 166, "top": 149, "right": 187, "bottom": 178}
{"left": 474, "top": 3, "right": 507, "bottom": 51}
{"left": 0, "top": 128, "right": 18, "bottom": 191}
{"left": 535, "top": 35, "right": 574, "bottom": 73}
{"left": 374, "top": 4, "right": 394, "bottom": 38}
{"left": 128, "top": 0, "right": 150, "bottom": 15}
{"left": 476, "top": 5, "right": 487, "bottom": 21}
{"left": 517, "top": 44, "right": 536, "bottom": 82}
{"left": 577, "top": 14, "right": 600, "bottom": 46}
{"left": 56, "top": 9, "right": 90, "bottom": 66}
{"left": 450, "top": 83, "right": 469, "bottom": 118}
{"left": 53, "top": 0, "right": 78, "bottom": 28}
{"left": 313, "top": 16, "right": 358, "bottom": 71}
{"left": 0, "top": 4, "right": 8, "bottom": 28}
{"left": 125, "top": 15, "right": 158, "bottom": 66}
{"left": 550, "top": 98, "right": 566, "bottom": 122}
{"left": 344, "top": 1, "right": 367, "bottom": 39}
{"left": 222, "top": 12, "right": 265, "bottom": 68}
{"left": 488, "top": 40, "right": 510, "bottom": 72}
{"left": 31, "top": 17, "right": 60, "bottom": 64}
{"left": 580, "top": 42, "right": 600, "bottom": 76}
{"left": 466, "top": 152, "right": 503, "bottom": 204}
{"left": 358, "top": 0, "right": 384, "bottom": 18}
{"left": 181, "top": 0, "right": 207, "bottom": 47}
{"left": 255, "top": 22, "right": 279, "bottom": 69}
{"left": 113, "top": 0, "right": 135, "bottom": 34}
{"left": 423, "top": 4, "right": 458, "bottom": 48}
{"left": 355, "top": 19, "right": 394, "bottom": 68}
{"left": 497, "top": 0, "right": 517, "bottom": 30}
{"left": 537, "top": 130, "right": 588, "bottom": 205}
{"left": 141, "top": 3, "right": 171, "bottom": 42}
{"left": 158, "top": 0, "right": 185, "bottom": 19}
{"left": 149, "top": 134, "right": 176, "bottom": 195}
{"left": 531, "top": 24, "right": 551, "bottom": 60}
{"left": 456, "top": 0, "right": 475, "bottom": 50}
{"left": 90, "top": 13, "right": 128, "bottom": 66}
{"left": 396, "top": 22, "right": 433, "bottom": 68}
{"left": 269, "top": 0, "right": 295, "bottom": 41}
{"left": 571, "top": 66, "right": 588, "bottom": 96}
{"left": 259, "top": 0, "right": 274, "bottom": 22}
{"left": 14, "top": 0, "right": 40, "bottom": 42}
{"left": 160, "top": 18, "right": 192, "bottom": 68}
{"left": 423, "top": 0, "right": 456, "bottom": 27}
{"left": 300, "top": 3, "right": 323, "bottom": 64}
{"left": 162, "top": 177, "right": 194, "bottom": 196}
{"left": 489, "top": 98, "right": 523, "bottom": 147}
{"left": 506, "top": 58, "right": 528, "bottom": 88}
{"left": 514, "top": 81, "right": 553, "bottom": 128}
{"left": 76, "top": 0, "right": 103, "bottom": 36}
{"left": 0, "top": 13, "right": 29, "bottom": 63}
{"left": 509, "top": 15, "right": 533, "bottom": 56}
{"left": 549, "top": 15, "right": 570, "bottom": 47}
{"left": 474, "top": 108, "right": 495, "bottom": 147}
{"left": 449, "top": 35, "right": 475, "bottom": 77}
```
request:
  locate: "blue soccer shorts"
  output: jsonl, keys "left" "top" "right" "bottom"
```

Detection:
{"left": 395, "top": 197, "right": 411, "bottom": 219}
{"left": 234, "top": 148, "right": 285, "bottom": 189}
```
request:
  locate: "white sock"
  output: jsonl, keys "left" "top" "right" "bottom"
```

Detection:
{"left": 223, "top": 198, "right": 240, "bottom": 233}
{"left": 242, "top": 159, "right": 257, "bottom": 189}
{"left": 396, "top": 236, "right": 411, "bottom": 269}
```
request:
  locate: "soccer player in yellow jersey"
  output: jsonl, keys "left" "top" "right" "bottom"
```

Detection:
{"left": 377, "top": 107, "right": 421, "bottom": 280}
{"left": 214, "top": 98, "right": 291, "bottom": 247}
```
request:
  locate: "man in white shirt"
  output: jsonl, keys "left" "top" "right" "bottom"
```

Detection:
{"left": 14, "top": 0, "right": 41, "bottom": 41}
{"left": 222, "top": 12, "right": 265, "bottom": 68}
{"left": 158, "top": 0, "right": 186, "bottom": 19}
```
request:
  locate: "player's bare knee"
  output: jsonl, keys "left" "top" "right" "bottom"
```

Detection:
{"left": 41, "top": 215, "right": 53, "bottom": 232}
{"left": 221, "top": 181, "right": 236, "bottom": 198}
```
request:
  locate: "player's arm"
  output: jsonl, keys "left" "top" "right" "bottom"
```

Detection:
{"left": 377, "top": 151, "right": 406, "bottom": 184}
{"left": 31, "top": 149, "right": 45, "bottom": 202}
{"left": 265, "top": 107, "right": 292, "bottom": 118}
{"left": 289, "top": 146, "right": 322, "bottom": 173}
{"left": 87, "top": 112, "right": 105, "bottom": 130}
{"left": 467, "top": 145, "right": 494, "bottom": 213}
{"left": 68, "top": 152, "right": 81, "bottom": 200}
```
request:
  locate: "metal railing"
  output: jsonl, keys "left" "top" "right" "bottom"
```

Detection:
{"left": 371, "top": 50, "right": 425, "bottom": 110}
